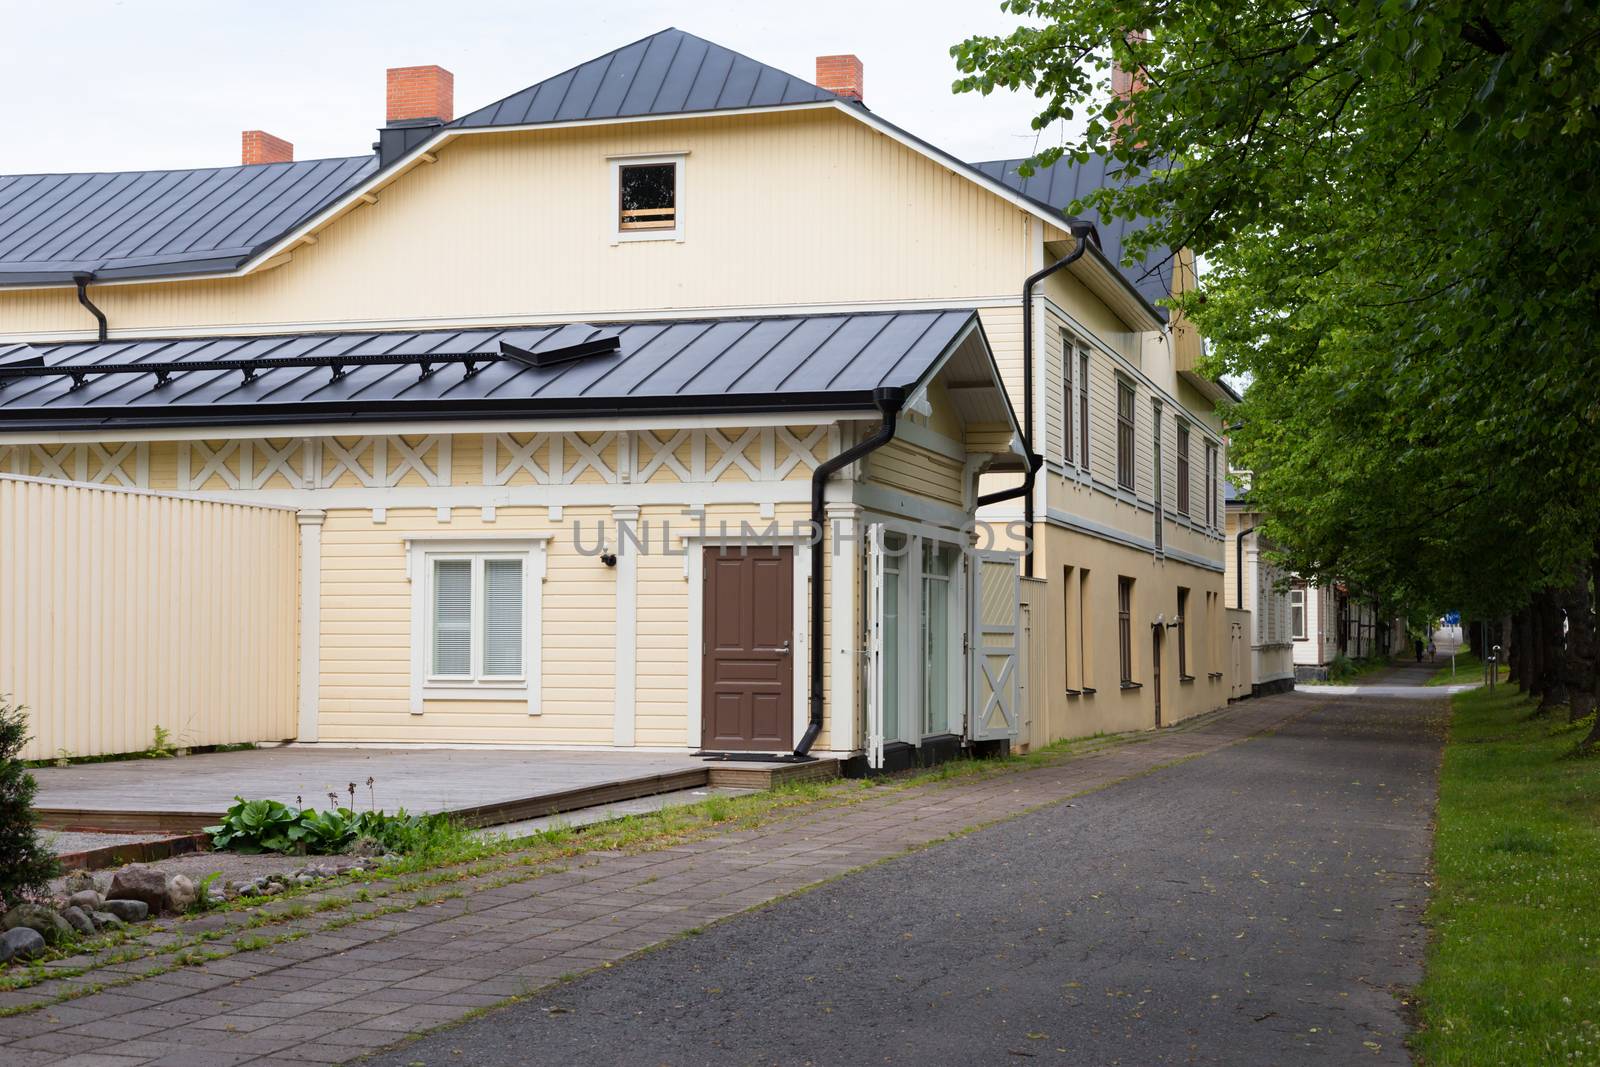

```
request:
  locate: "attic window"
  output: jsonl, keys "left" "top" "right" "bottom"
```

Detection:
{"left": 612, "top": 155, "right": 684, "bottom": 242}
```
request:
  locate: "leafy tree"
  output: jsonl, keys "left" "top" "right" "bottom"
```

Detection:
{"left": 0, "top": 699, "right": 59, "bottom": 906}
{"left": 952, "top": 0, "right": 1600, "bottom": 712}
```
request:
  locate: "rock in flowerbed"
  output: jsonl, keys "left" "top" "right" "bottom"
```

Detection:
{"left": 1, "top": 902, "right": 72, "bottom": 943}
{"left": 0, "top": 927, "right": 46, "bottom": 963}
{"left": 4, "top": 857, "right": 387, "bottom": 969}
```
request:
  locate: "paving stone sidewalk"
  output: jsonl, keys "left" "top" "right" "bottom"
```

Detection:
{"left": 0, "top": 695, "right": 1313, "bottom": 1066}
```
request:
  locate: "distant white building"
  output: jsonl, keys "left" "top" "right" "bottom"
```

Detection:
{"left": 1223, "top": 477, "right": 1295, "bottom": 695}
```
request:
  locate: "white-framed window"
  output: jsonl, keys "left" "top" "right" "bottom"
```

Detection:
{"left": 407, "top": 538, "right": 547, "bottom": 713}
{"left": 610, "top": 153, "right": 685, "bottom": 242}
{"left": 1291, "top": 586, "right": 1306, "bottom": 640}
{"left": 1061, "top": 328, "right": 1074, "bottom": 466}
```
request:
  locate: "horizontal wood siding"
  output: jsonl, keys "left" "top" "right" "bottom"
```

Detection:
{"left": 864, "top": 439, "right": 965, "bottom": 508}
{"left": 0, "top": 477, "right": 297, "bottom": 760}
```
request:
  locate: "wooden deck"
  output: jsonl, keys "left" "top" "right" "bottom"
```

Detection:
{"left": 31, "top": 747, "right": 840, "bottom": 833}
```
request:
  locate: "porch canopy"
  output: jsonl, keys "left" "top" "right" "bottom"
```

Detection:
{"left": 0, "top": 309, "right": 1015, "bottom": 435}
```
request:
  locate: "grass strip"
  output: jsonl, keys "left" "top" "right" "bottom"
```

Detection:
{"left": 1424, "top": 649, "right": 1509, "bottom": 687}
{"left": 1413, "top": 684, "right": 1600, "bottom": 1064}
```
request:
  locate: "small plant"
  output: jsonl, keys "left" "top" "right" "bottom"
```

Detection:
{"left": 145, "top": 725, "right": 178, "bottom": 759}
{"left": 191, "top": 871, "right": 224, "bottom": 912}
{"left": 206, "top": 797, "right": 305, "bottom": 854}
{"left": 206, "top": 795, "right": 460, "bottom": 858}
{"left": 297, "top": 808, "right": 359, "bottom": 854}
{"left": 0, "top": 697, "right": 60, "bottom": 907}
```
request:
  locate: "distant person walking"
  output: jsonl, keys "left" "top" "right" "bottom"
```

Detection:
{"left": 1428, "top": 638, "right": 1437, "bottom": 662}
{"left": 1414, "top": 637, "right": 1425, "bottom": 663}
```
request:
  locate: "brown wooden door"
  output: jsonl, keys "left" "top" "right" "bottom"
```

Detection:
{"left": 702, "top": 546, "right": 794, "bottom": 751}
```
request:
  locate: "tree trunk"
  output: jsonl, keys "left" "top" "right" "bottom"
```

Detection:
{"left": 1509, "top": 611, "right": 1524, "bottom": 686}
{"left": 1561, "top": 563, "right": 1587, "bottom": 723}
{"left": 1536, "top": 589, "right": 1568, "bottom": 716}
{"left": 1573, "top": 554, "right": 1599, "bottom": 725}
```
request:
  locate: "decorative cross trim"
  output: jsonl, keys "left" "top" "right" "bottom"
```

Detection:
{"left": 177, "top": 436, "right": 451, "bottom": 491}
{"left": 0, "top": 443, "right": 149, "bottom": 487}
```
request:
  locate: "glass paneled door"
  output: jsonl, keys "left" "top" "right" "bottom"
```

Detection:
{"left": 867, "top": 526, "right": 971, "bottom": 768}
{"left": 921, "top": 542, "right": 961, "bottom": 737}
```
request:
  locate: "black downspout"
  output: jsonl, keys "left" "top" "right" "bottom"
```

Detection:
{"left": 73, "top": 273, "right": 107, "bottom": 342}
{"left": 794, "top": 385, "right": 907, "bottom": 758}
{"left": 1236, "top": 524, "right": 1259, "bottom": 608}
{"left": 978, "top": 222, "right": 1097, "bottom": 577}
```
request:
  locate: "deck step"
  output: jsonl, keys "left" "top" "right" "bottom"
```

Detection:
{"left": 706, "top": 758, "right": 840, "bottom": 790}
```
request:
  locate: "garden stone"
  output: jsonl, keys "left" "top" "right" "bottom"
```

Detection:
{"left": 2, "top": 902, "right": 72, "bottom": 944}
{"left": 294, "top": 874, "right": 315, "bottom": 886}
{"left": 166, "top": 874, "right": 197, "bottom": 913}
{"left": 91, "top": 911, "right": 124, "bottom": 931}
{"left": 60, "top": 906, "right": 96, "bottom": 936}
{"left": 62, "top": 869, "right": 97, "bottom": 895}
{"left": 100, "top": 898, "right": 148, "bottom": 923}
{"left": 109, "top": 866, "right": 169, "bottom": 912}
{"left": 67, "top": 889, "right": 102, "bottom": 912}
{"left": 0, "top": 927, "right": 46, "bottom": 963}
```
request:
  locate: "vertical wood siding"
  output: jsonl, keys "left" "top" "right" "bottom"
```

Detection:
{"left": 0, "top": 477, "right": 297, "bottom": 760}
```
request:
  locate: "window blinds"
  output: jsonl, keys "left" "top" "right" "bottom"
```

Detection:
{"left": 432, "top": 560, "right": 472, "bottom": 675}
{"left": 483, "top": 559, "right": 524, "bottom": 676}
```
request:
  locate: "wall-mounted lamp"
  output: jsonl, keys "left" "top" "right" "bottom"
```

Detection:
{"left": 600, "top": 551, "right": 617, "bottom": 568}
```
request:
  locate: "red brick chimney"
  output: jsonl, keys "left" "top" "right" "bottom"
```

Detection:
{"left": 387, "top": 65, "right": 454, "bottom": 124}
{"left": 1111, "top": 31, "right": 1149, "bottom": 139}
{"left": 241, "top": 130, "right": 293, "bottom": 166}
{"left": 815, "top": 55, "right": 864, "bottom": 103}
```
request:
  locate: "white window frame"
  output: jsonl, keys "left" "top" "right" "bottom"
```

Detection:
{"left": 406, "top": 537, "right": 547, "bottom": 714}
{"left": 1290, "top": 587, "right": 1307, "bottom": 641}
{"left": 610, "top": 153, "right": 686, "bottom": 244}
{"left": 866, "top": 521, "right": 968, "bottom": 762}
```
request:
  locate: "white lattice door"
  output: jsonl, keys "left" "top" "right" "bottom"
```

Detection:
{"left": 969, "top": 552, "right": 1021, "bottom": 741}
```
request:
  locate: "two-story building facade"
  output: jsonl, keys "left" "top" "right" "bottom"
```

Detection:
{"left": 0, "top": 29, "right": 1234, "bottom": 766}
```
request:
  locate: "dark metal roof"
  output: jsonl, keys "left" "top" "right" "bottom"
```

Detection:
{"left": 453, "top": 28, "right": 838, "bottom": 130}
{"left": 0, "top": 310, "right": 980, "bottom": 431}
{"left": 972, "top": 155, "right": 1176, "bottom": 310}
{"left": 0, "top": 156, "right": 376, "bottom": 285}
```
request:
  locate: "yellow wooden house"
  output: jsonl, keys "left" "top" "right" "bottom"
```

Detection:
{"left": 0, "top": 29, "right": 1235, "bottom": 768}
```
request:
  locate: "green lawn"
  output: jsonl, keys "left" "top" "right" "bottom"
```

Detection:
{"left": 1414, "top": 685, "right": 1600, "bottom": 1064}
{"left": 1424, "top": 649, "right": 1510, "bottom": 687}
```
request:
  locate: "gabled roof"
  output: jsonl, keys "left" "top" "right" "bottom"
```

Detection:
{"left": 0, "top": 29, "right": 1163, "bottom": 333}
{"left": 0, "top": 156, "right": 375, "bottom": 285}
{"left": 454, "top": 28, "right": 838, "bottom": 129}
{"left": 972, "top": 155, "right": 1176, "bottom": 310}
{"left": 0, "top": 309, "right": 999, "bottom": 432}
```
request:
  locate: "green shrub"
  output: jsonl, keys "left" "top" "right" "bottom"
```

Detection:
{"left": 206, "top": 797, "right": 455, "bottom": 857}
{"left": 0, "top": 698, "right": 60, "bottom": 906}
{"left": 1327, "top": 653, "right": 1358, "bottom": 681}
{"left": 207, "top": 797, "right": 304, "bottom": 854}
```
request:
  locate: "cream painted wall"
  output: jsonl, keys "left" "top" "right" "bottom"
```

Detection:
{"left": 0, "top": 476, "right": 298, "bottom": 761}
{"left": 0, "top": 109, "right": 1033, "bottom": 340}
{"left": 1025, "top": 521, "right": 1228, "bottom": 745}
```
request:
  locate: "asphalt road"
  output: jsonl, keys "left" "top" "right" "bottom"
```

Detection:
{"left": 374, "top": 689, "right": 1444, "bottom": 1066}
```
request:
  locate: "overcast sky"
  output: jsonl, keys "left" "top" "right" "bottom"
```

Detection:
{"left": 1, "top": 0, "right": 1078, "bottom": 175}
